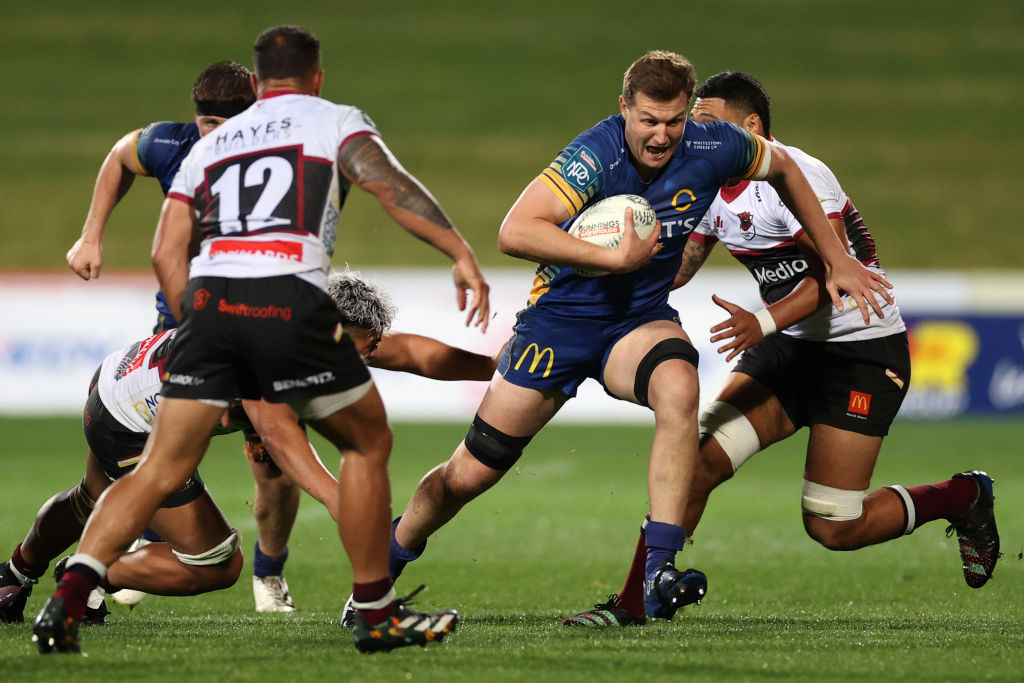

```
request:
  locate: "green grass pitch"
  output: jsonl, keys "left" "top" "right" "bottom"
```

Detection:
{"left": 0, "top": 417, "right": 1020, "bottom": 681}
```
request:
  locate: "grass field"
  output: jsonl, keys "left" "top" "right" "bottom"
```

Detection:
{"left": 2, "top": 1, "right": 1023, "bottom": 271}
{"left": 0, "top": 417, "right": 1020, "bottom": 681}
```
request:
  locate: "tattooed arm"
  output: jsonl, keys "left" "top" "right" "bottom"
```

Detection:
{"left": 338, "top": 134, "right": 490, "bottom": 330}
{"left": 671, "top": 236, "right": 713, "bottom": 290}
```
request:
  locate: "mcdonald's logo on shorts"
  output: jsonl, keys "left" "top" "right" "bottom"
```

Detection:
{"left": 513, "top": 343, "right": 555, "bottom": 378}
{"left": 847, "top": 391, "right": 872, "bottom": 416}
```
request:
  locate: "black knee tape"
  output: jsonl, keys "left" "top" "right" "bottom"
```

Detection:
{"left": 464, "top": 415, "right": 533, "bottom": 471}
{"left": 633, "top": 338, "right": 699, "bottom": 407}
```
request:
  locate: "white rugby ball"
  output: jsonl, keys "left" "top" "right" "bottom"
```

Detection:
{"left": 567, "top": 194, "right": 657, "bottom": 276}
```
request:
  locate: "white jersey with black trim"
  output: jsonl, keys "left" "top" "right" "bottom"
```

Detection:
{"left": 168, "top": 93, "right": 380, "bottom": 291}
{"left": 693, "top": 140, "right": 905, "bottom": 342}
{"left": 96, "top": 330, "right": 177, "bottom": 432}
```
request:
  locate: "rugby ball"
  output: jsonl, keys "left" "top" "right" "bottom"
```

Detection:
{"left": 567, "top": 194, "right": 657, "bottom": 276}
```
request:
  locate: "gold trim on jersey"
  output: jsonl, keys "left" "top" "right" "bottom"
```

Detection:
{"left": 539, "top": 169, "right": 586, "bottom": 215}
{"left": 741, "top": 134, "right": 771, "bottom": 181}
{"left": 130, "top": 129, "right": 149, "bottom": 177}
{"left": 528, "top": 265, "right": 558, "bottom": 306}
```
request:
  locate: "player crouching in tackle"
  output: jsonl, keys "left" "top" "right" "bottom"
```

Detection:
{"left": 31, "top": 25, "right": 489, "bottom": 655}
{"left": 0, "top": 270, "right": 496, "bottom": 629}
{"left": 564, "top": 71, "right": 999, "bottom": 628}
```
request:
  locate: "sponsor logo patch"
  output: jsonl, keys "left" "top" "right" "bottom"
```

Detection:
{"left": 273, "top": 371, "right": 336, "bottom": 392}
{"left": 560, "top": 145, "right": 602, "bottom": 193}
{"left": 194, "top": 288, "right": 211, "bottom": 311}
{"left": 848, "top": 390, "right": 872, "bottom": 416}
{"left": 210, "top": 239, "right": 303, "bottom": 261}
{"left": 513, "top": 343, "right": 555, "bottom": 378}
{"left": 217, "top": 300, "right": 292, "bottom": 321}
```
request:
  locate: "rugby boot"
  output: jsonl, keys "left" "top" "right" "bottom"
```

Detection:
{"left": 352, "top": 589, "right": 457, "bottom": 653}
{"left": 0, "top": 560, "right": 34, "bottom": 623}
{"left": 52, "top": 556, "right": 109, "bottom": 625}
{"left": 562, "top": 594, "right": 647, "bottom": 627}
{"left": 32, "top": 596, "right": 80, "bottom": 654}
{"left": 946, "top": 470, "right": 1000, "bottom": 588}
{"left": 253, "top": 575, "right": 295, "bottom": 613}
{"left": 342, "top": 583, "right": 425, "bottom": 630}
{"left": 644, "top": 563, "right": 707, "bottom": 620}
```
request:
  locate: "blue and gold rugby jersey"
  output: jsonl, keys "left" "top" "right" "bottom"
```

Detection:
{"left": 530, "top": 115, "right": 768, "bottom": 318}
{"left": 133, "top": 121, "right": 201, "bottom": 195}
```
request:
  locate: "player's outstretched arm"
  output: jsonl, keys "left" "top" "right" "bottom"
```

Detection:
{"left": 763, "top": 141, "right": 892, "bottom": 323}
{"left": 499, "top": 179, "right": 660, "bottom": 274}
{"left": 337, "top": 134, "right": 490, "bottom": 331}
{"left": 369, "top": 332, "right": 498, "bottom": 381}
{"left": 671, "top": 237, "right": 713, "bottom": 290}
{"left": 67, "top": 129, "right": 145, "bottom": 280}
{"left": 709, "top": 233, "right": 830, "bottom": 361}
{"left": 152, "top": 197, "right": 198, "bottom": 321}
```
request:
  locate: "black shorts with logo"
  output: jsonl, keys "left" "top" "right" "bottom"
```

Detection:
{"left": 83, "top": 378, "right": 205, "bottom": 508}
{"left": 161, "top": 275, "right": 371, "bottom": 404}
{"left": 733, "top": 332, "right": 910, "bottom": 437}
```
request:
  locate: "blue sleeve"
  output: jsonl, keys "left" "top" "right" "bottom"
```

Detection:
{"left": 689, "top": 120, "right": 770, "bottom": 186}
{"left": 134, "top": 122, "right": 200, "bottom": 195}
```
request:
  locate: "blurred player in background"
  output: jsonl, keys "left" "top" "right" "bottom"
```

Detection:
{"left": 386, "top": 51, "right": 893, "bottom": 624}
{"left": 34, "top": 25, "right": 489, "bottom": 655}
{"left": 1, "top": 270, "right": 496, "bottom": 625}
{"left": 564, "top": 71, "right": 999, "bottom": 627}
{"left": 64, "top": 61, "right": 310, "bottom": 613}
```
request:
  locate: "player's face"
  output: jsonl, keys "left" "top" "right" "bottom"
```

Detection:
{"left": 346, "top": 325, "right": 382, "bottom": 359}
{"left": 619, "top": 91, "right": 689, "bottom": 178}
{"left": 195, "top": 115, "right": 229, "bottom": 137}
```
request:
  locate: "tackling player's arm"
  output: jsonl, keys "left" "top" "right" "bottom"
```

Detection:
{"left": 708, "top": 228, "right": 832, "bottom": 361}
{"left": 499, "top": 178, "right": 660, "bottom": 274}
{"left": 151, "top": 197, "right": 199, "bottom": 321}
{"left": 67, "top": 129, "right": 146, "bottom": 280}
{"left": 672, "top": 236, "right": 714, "bottom": 290}
{"left": 762, "top": 140, "right": 892, "bottom": 322}
{"left": 338, "top": 134, "right": 490, "bottom": 332}
{"left": 369, "top": 332, "right": 498, "bottom": 381}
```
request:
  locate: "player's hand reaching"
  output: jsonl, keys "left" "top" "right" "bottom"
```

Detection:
{"left": 67, "top": 237, "right": 103, "bottom": 280}
{"left": 709, "top": 294, "right": 764, "bottom": 362}
{"left": 608, "top": 208, "right": 661, "bottom": 274}
{"left": 452, "top": 255, "right": 491, "bottom": 333}
{"left": 826, "top": 255, "right": 892, "bottom": 324}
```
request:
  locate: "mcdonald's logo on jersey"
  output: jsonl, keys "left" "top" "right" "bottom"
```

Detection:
{"left": 847, "top": 391, "right": 872, "bottom": 416}
{"left": 514, "top": 343, "right": 555, "bottom": 378}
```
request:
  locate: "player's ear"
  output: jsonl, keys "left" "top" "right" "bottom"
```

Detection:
{"left": 249, "top": 73, "right": 259, "bottom": 97}
{"left": 618, "top": 95, "right": 628, "bottom": 117}
{"left": 313, "top": 70, "right": 324, "bottom": 96}
{"left": 745, "top": 113, "right": 763, "bottom": 136}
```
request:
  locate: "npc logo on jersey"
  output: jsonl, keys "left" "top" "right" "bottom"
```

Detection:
{"left": 738, "top": 212, "right": 755, "bottom": 240}
{"left": 560, "top": 145, "right": 602, "bottom": 194}
{"left": 847, "top": 390, "right": 872, "bottom": 416}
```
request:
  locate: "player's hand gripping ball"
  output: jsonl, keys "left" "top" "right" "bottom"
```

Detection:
{"left": 568, "top": 194, "right": 657, "bottom": 276}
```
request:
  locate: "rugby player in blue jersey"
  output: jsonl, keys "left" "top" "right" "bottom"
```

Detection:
{"left": 564, "top": 71, "right": 999, "bottom": 627}
{"left": 63, "top": 61, "right": 306, "bottom": 613}
{"left": 386, "top": 51, "right": 895, "bottom": 622}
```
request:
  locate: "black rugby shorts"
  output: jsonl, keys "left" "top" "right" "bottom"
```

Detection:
{"left": 83, "top": 381, "right": 205, "bottom": 508}
{"left": 161, "top": 275, "right": 370, "bottom": 404}
{"left": 734, "top": 332, "right": 910, "bottom": 437}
